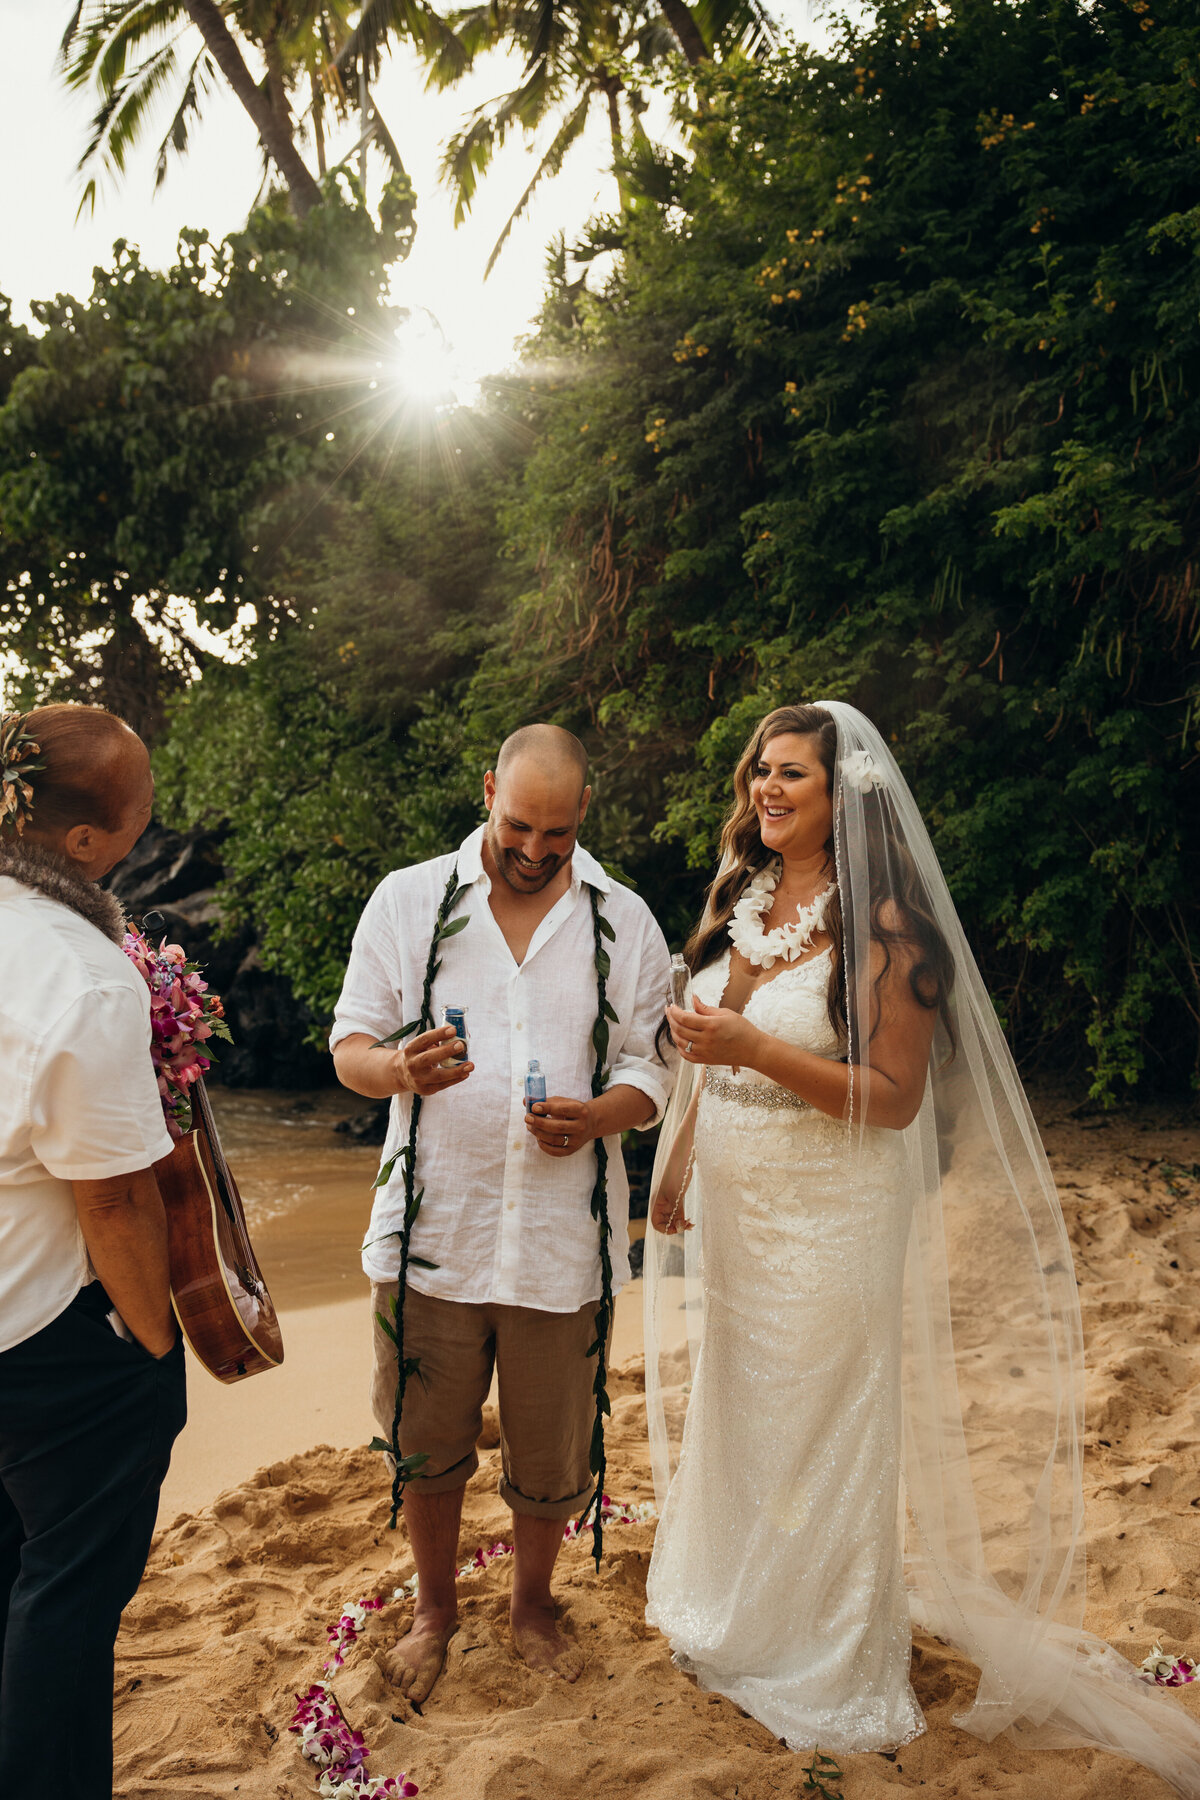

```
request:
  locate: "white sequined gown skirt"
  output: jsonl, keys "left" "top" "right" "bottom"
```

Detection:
{"left": 645, "top": 1082, "right": 924, "bottom": 1754}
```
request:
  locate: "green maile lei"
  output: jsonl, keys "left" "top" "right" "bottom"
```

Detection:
{"left": 369, "top": 864, "right": 619, "bottom": 1571}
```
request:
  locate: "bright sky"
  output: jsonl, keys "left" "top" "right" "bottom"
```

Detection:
{"left": 0, "top": 0, "right": 831, "bottom": 387}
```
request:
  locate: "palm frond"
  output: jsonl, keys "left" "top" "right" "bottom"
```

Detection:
{"left": 635, "top": 18, "right": 682, "bottom": 63}
{"left": 438, "top": 1, "right": 500, "bottom": 65}
{"left": 336, "top": 0, "right": 469, "bottom": 86}
{"left": 58, "top": 0, "right": 89, "bottom": 65}
{"left": 484, "top": 88, "right": 591, "bottom": 276}
{"left": 693, "top": 0, "right": 777, "bottom": 58}
{"left": 63, "top": 0, "right": 183, "bottom": 93}
{"left": 523, "top": 0, "right": 560, "bottom": 77}
{"left": 367, "top": 102, "right": 411, "bottom": 180}
{"left": 153, "top": 46, "right": 214, "bottom": 189}
{"left": 440, "top": 111, "right": 505, "bottom": 222}
{"left": 75, "top": 35, "right": 182, "bottom": 212}
{"left": 440, "top": 64, "right": 555, "bottom": 221}
{"left": 423, "top": 9, "right": 491, "bottom": 86}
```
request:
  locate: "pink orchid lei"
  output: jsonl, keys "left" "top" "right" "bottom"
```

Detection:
{"left": 1140, "top": 1642, "right": 1199, "bottom": 1687}
{"left": 289, "top": 1496, "right": 656, "bottom": 1797}
{"left": 291, "top": 1684, "right": 417, "bottom": 1800}
{"left": 121, "top": 927, "right": 232, "bottom": 1139}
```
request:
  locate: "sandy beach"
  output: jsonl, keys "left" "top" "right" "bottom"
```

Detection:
{"left": 118, "top": 1088, "right": 1200, "bottom": 1798}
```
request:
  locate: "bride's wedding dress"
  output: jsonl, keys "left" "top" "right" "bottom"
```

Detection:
{"left": 645, "top": 947, "right": 924, "bottom": 1753}
{"left": 645, "top": 703, "right": 1200, "bottom": 1797}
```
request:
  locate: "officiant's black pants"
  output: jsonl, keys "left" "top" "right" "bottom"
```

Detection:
{"left": 0, "top": 1282, "right": 186, "bottom": 1799}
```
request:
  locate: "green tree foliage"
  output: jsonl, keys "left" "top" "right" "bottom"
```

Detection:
{"left": 0, "top": 181, "right": 409, "bottom": 732}
{"left": 437, "top": 0, "right": 775, "bottom": 272}
{"left": 152, "top": 429, "right": 522, "bottom": 1022}
{"left": 33, "top": 0, "right": 1196, "bottom": 1101}
{"left": 464, "top": 0, "right": 1200, "bottom": 1098}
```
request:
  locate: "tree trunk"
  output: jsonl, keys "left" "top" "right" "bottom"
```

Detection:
{"left": 181, "top": 0, "right": 321, "bottom": 215}
{"left": 603, "top": 78, "right": 630, "bottom": 213}
{"left": 311, "top": 74, "right": 327, "bottom": 177}
{"left": 658, "top": 0, "right": 708, "bottom": 65}
{"left": 263, "top": 35, "right": 291, "bottom": 135}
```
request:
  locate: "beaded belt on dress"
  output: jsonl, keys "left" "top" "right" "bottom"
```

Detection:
{"left": 705, "top": 1071, "right": 812, "bottom": 1113}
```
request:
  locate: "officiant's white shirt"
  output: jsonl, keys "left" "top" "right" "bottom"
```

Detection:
{"left": 0, "top": 879, "right": 174, "bottom": 1353}
{"left": 331, "top": 826, "right": 674, "bottom": 1311}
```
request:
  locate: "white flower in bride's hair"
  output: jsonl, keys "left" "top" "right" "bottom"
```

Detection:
{"left": 840, "top": 749, "right": 887, "bottom": 794}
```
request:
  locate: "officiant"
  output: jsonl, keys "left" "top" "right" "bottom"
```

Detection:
{"left": 0, "top": 704, "right": 187, "bottom": 1799}
{"left": 332, "top": 724, "right": 673, "bottom": 1703}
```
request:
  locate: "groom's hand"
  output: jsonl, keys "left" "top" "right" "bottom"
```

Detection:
{"left": 395, "top": 1024, "right": 475, "bottom": 1097}
{"left": 525, "top": 1097, "right": 594, "bottom": 1157}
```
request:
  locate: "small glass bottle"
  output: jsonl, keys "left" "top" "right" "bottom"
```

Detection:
{"left": 524, "top": 1058, "right": 547, "bottom": 1113}
{"left": 669, "top": 952, "right": 690, "bottom": 1008}
{"left": 440, "top": 1005, "right": 469, "bottom": 1066}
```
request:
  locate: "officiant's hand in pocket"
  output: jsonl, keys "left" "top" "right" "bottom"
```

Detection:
{"left": 525, "top": 1097, "right": 594, "bottom": 1158}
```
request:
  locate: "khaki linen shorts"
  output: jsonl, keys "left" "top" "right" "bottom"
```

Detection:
{"left": 369, "top": 1283, "right": 603, "bottom": 1519}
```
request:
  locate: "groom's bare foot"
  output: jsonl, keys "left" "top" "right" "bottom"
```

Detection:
{"left": 382, "top": 1607, "right": 459, "bottom": 1704}
{"left": 511, "top": 1603, "right": 585, "bottom": 1681}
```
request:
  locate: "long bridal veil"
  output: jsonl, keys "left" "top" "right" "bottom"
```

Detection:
{"left": 644, "top": 699, "right": 1200, "bottom": 1795}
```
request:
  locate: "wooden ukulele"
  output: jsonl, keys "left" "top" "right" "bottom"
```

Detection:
{"left": 152, "top": 1077, "right": 284, "bottom": 1383}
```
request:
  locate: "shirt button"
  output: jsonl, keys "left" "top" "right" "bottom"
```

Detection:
{"left": 515, "top": 1021, "right": 523, "bottom": 1030}
{"left": 506, "top": 1201, "right": 515, "bottom": 1212}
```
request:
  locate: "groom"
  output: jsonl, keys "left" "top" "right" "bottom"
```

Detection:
{"left": 331, "top": 725, "right": 673, "bottom": 1700}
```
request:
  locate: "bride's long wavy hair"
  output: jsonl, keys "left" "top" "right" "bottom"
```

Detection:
{"left": 684, "top": 704, "right": 955, "bottom": 1052}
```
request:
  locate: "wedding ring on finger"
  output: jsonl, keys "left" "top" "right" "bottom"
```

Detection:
{"left": 561, "top": 1133, "right": 569, "bottom": 1147}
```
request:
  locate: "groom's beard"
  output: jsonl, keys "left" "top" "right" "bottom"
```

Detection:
{"left": 487, "top": 827, "right": 574, "bottom": 894}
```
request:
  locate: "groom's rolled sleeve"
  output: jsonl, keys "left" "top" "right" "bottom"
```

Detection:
{"left": 606, "top": 915, "right": 676, "bottom": 1127}
{"left": 330, "top": 877, "right": 405, "bottom": 1051}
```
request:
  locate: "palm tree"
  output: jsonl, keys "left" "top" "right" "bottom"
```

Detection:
{"left": 340, "top": 0, "right": 776, "bottom": 274}
{"left": 434, "top": 0, "right": 670, "bottom": 274}
{"left": 59, "top": 1, "right": 461, "bottom": 218}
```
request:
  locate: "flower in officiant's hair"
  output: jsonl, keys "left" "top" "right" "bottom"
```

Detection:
{"left": 840, "top": 749, "right": 887, "bottom": 794}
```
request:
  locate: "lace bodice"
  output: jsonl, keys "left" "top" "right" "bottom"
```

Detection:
{"left": 691, "top": 947, "right": 841, "bottom": 1084}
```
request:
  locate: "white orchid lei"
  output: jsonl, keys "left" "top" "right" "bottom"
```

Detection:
{"left": 1140, "top": 1642, "right": 1199, "bottom": 1687}
{"left": 728, "top": 862, "right": 837, "bottom": 972}
{"left": 289, "top": 1496, "right": 656, "bottom": 1797}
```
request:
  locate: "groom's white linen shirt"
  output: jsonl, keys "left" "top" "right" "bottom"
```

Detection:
{"left": 331, "top": 826, "right": 674, "bottom": 1311}
{"left": 0, "top": 879, "right": 175, "bottom": 1353}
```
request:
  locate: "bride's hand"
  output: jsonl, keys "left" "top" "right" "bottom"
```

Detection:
{"left": 668, "top": 997, "right": 758, "bottom": 1067}
{"left": 650, "top": 1181, "right": 693, "bottom": 1235}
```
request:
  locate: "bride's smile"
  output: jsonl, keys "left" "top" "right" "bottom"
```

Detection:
{"left": 750, "top": 731, "right": 833, "bottom": 862}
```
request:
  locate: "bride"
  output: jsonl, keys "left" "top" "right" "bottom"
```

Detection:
{"left": 643, "top": 700, "right": 1200, "bottom": 1793}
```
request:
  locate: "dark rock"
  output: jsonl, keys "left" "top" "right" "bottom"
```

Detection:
{"left": 215, "top": 945, "right": 328, "bottom": 1090}
{"left": 109, "top": 821, "right": 225, "bottom": 913}
{"left": 333, "top": 1103, "right": 391, "bottom": 1145}
{"left": 628, "top": 1236, "right": 645, "bottom": 1278}
{"left": 107, "top": 820, "right": 328, "bottom": 1091}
